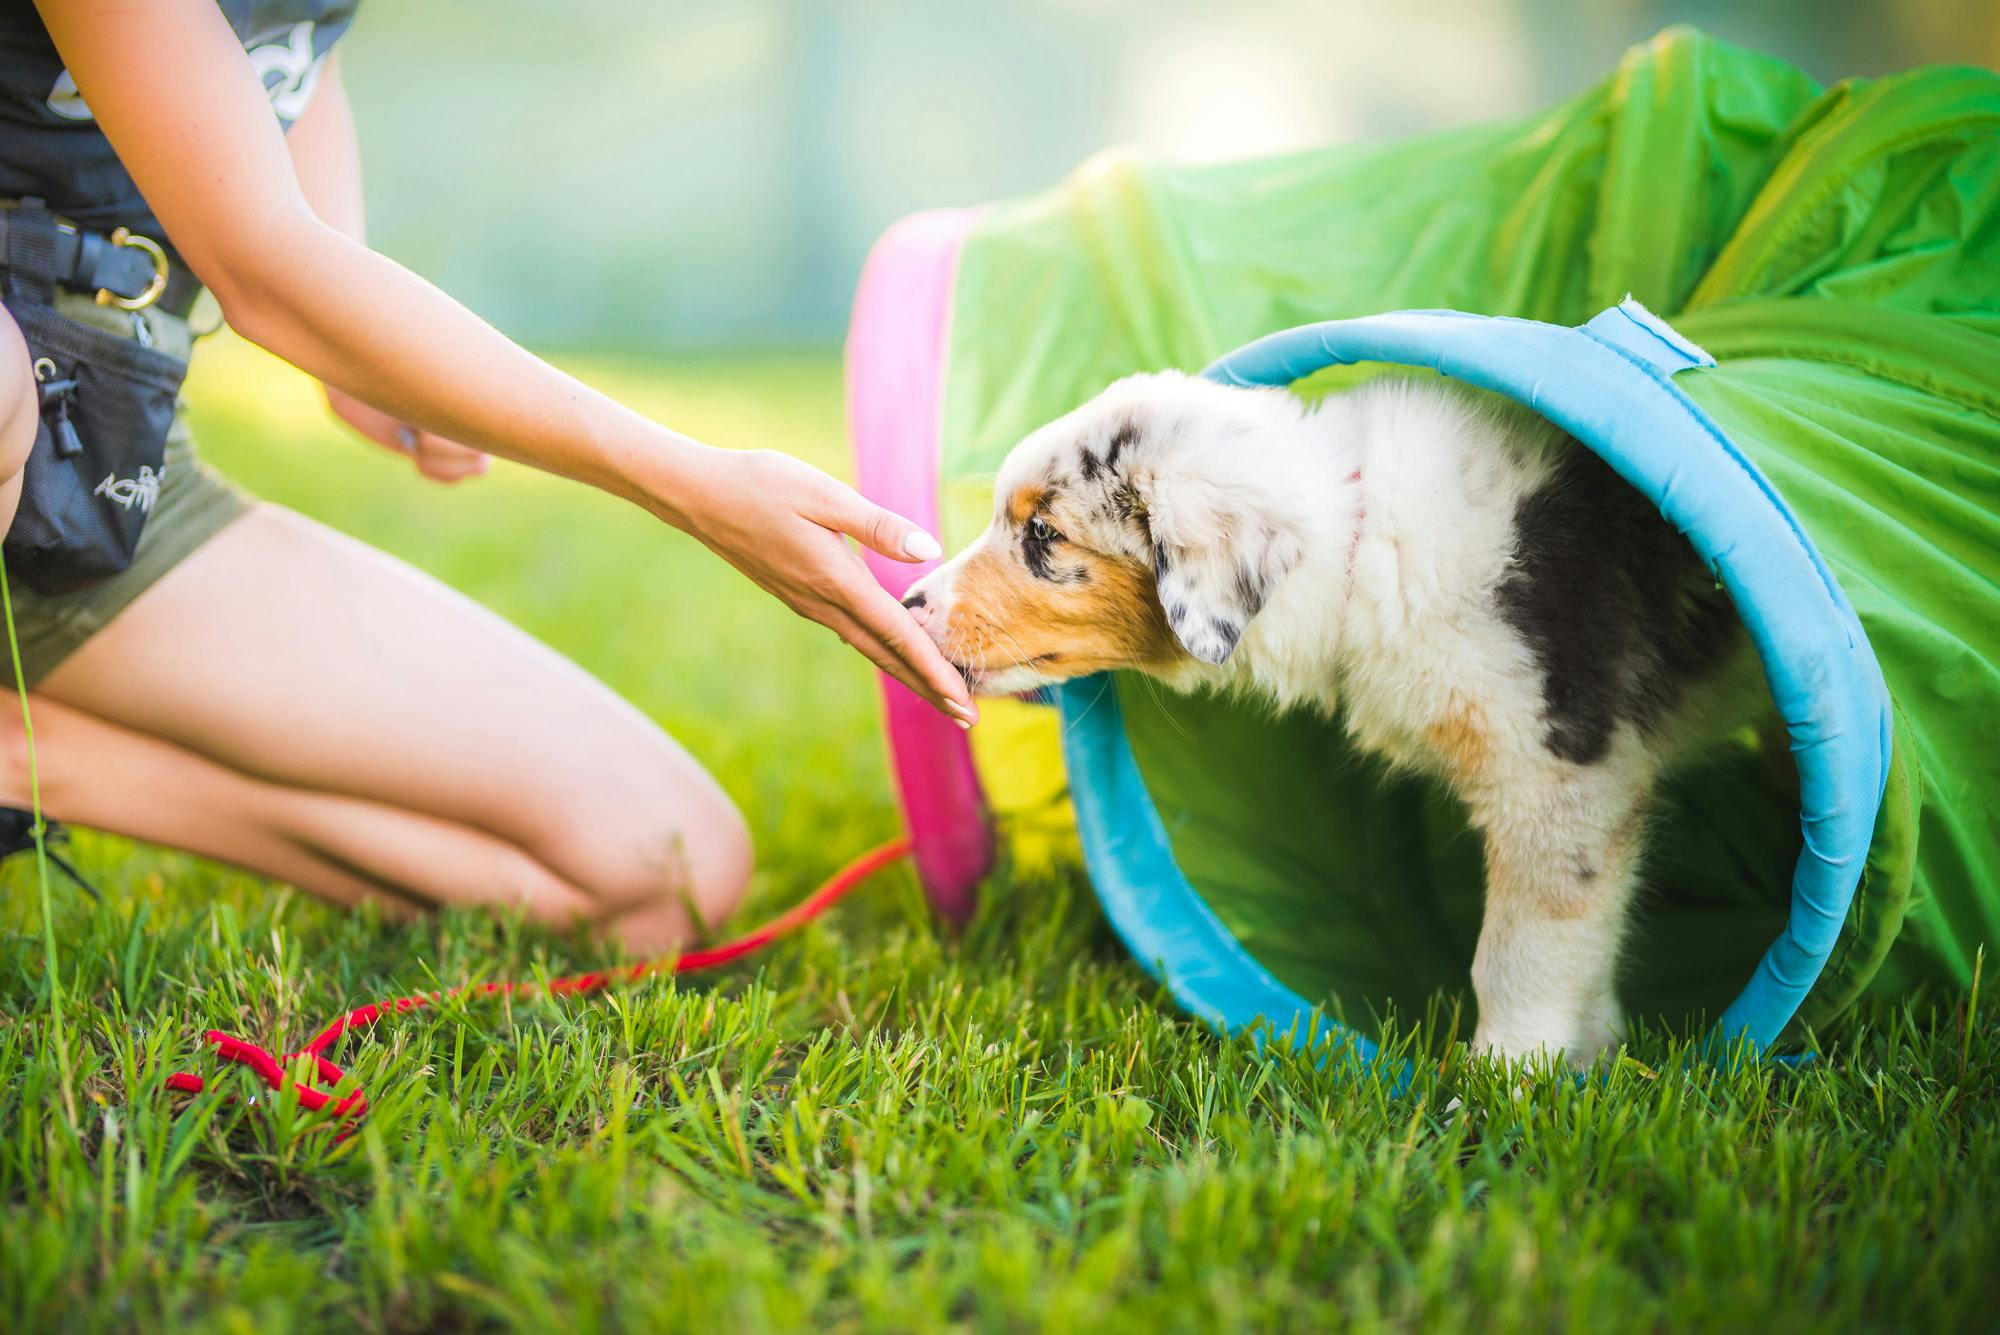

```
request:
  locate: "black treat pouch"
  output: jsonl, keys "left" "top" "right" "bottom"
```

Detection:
{"left": 2, "top": 202, "right": 187, "bottom": 595}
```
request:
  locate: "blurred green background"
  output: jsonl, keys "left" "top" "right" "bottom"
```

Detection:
{"left": 342, "top": 0, "right": 2000, "bottom": 353}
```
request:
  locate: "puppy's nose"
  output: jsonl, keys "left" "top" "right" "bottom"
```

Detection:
{"left": 901, "top": 590, "right": 927, "bottom": 610}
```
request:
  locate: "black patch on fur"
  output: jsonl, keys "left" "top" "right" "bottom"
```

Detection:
{"left": 1049, "top": 562, "right": 1086, "bottom": 585}
{"left": 1105, "top": 418, "right": 1139, "bottom": 471}
{"left": 1207, "top": 617, "right": 1241, "bottom": 657}
{"left": 1234, "top": 562, "right": 1268, "bottom": 617}
{"left": 1115, "top": 483, "right": 1147, "bottom": 526}
{"left": 1080, "top": 419, "right": 1140, "bottom": 488}
{"left": 1496, "top": 441, "right": 1741, "bottom": 766}
{"left": 1023, "top": 512, "right": 1085, "bottom": 583}
{"left": 1022, "top": 523, "right": 1058, "bottom": 580}
{"left": 901, "top": 590, "right": 926, "bottom": 609}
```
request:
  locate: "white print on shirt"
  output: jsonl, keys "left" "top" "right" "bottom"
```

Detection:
{"left": 95, "top": 464, "right": 163, "bottom": 513}
{"left": 46, "top": 22, "right": 325, "bottom": 123}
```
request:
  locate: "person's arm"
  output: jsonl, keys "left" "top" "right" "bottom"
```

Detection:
{"left": 283, "top": 51, "right": 363, "bottom": 238}
{"left": 38, "top": 1, "right": 974, "bottom": 723}
{"left": 288, "top": 52, "right": 488, "bottom": 483}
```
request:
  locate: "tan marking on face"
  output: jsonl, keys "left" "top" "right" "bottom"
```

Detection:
{"left": 942, "top": 538, "right": 1179, "bottom": 686}
{"left": 1006, "top": 483, "right": 1051, "bottom": 527}
{"left": 1424, "top": 694, "right": 1492, "bottom": 780}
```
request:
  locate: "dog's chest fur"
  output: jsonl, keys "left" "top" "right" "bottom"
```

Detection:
{"left": 1210, "top": 379, "right": 1747, "bottom": 787}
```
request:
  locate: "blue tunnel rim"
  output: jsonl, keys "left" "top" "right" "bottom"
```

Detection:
{"left": 1053, "top": 300, "right": 1895, "bottom": 1065}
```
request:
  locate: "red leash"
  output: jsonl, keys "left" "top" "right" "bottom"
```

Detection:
{"left": 163, "top": 837, "right": 911, "bottom": 1130}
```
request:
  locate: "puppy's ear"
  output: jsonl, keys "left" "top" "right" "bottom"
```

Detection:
{"left": 1144, "top": 478, "right": 1301, "bottom": 665}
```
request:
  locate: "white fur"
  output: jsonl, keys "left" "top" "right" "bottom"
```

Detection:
{"left": 908, "top": 371, "right": 1758, "bottom": 1067}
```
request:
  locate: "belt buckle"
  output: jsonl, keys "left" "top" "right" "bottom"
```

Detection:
{"left": 95, "top": 227, "right": 169, "bottom": 311}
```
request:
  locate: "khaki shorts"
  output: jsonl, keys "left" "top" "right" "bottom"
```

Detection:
{"left": 2, "top": 292, "right": 251, "bottom": 688}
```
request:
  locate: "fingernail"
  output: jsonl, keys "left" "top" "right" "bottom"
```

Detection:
{"left": 949, "top": 700, "right": 979, "bottom": 728}
{"left": 396, "top": 425, "right": 418, "bottom": 453}
{"left": 903, "top": 530, "right": 943, "bottom": 562}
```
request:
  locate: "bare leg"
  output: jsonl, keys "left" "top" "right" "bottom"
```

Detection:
{"left": 0, "top": 693, "right": 605, "bottom": 923}
{"left": 26, "top": 504, "right": 752, "bottom": 951}
{"left": 0, "top": 306, "right": 37, "bottom": 536}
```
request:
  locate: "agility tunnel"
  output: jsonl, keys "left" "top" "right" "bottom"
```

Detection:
{"left": 847, "top": 29, "right": 1999, "bottom": 1058}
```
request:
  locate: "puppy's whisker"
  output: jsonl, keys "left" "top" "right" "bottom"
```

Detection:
{"left": 989, "top": 624, "right": 1042, "bottom": 674}
{"left": 959, "top": 634, "right": 983, "bottom": 691}
{"left": 945, "top": 623, "right": 984, "bottom": 690}
{"left": 1140, "top": 670, "right": 1191, "bottom": 740}
{"left": 1058, "top": 673, "right": 1114, "bottom": 738}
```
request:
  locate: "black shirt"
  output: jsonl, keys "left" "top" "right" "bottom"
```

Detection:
{"left": 0, "top": 1, "right": 358, "bottom": 244}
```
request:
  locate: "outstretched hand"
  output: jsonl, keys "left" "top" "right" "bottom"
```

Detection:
{"left": 674, "top": 448, "right": 978, "bottom": 727}
{"left": 327, "top": 387, "right": 490, "bottom": 483}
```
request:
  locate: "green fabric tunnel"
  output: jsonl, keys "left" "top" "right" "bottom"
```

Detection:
{"left": 848, "top": 28, "right": 1999, "bottom": 1047}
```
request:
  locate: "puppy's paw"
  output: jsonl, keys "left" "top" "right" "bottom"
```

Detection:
{"left": 1470, "top": 1005, "right": 1623, "bottom": 1073}
{"left": 1469, "top": 1024, "right": 1566, "bottom": 1072}
{"left": 1565, "top": 999, "right": 1626, "bottom": 1068}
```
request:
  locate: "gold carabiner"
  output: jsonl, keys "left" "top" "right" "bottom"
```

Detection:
{"left": 95, "top": 227, "right": 169, "bottom": 311}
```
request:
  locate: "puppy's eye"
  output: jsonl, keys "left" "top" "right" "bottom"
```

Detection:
{"left": 1028, "top": 516, "right": 1062, "bottom": 544}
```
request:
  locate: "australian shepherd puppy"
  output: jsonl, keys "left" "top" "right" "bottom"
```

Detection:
{"left": 902, "top": 371, "right": 1765, "bottom": 1066}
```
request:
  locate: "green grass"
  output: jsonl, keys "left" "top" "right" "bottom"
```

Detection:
{"left": 4, "top": 341, "right": 1998, "bottom": 1332}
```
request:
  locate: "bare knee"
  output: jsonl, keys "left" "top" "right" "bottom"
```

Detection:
{"left": 0, "top": 699, "right": 69, "bottom": 814}
{"left": 598, "top": 794, "right": 753, "bottom": 955}
{"left": 637, "top": 784, "right": 754, "bottom": 929}
{"left": 531, "top": 769, "right": 754, "bottom": 953}
{"left": 0, "top": 711, "right": 31, "bottom": 807}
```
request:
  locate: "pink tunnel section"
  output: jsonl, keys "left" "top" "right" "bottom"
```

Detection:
{"left": 846, "top": 208, "right": 992, "bottom": 923}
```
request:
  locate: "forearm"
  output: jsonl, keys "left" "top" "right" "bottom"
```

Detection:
{"left": 286, "top": 51, "right": 367, "bottom": 243}
{"left": 216, "top": 220, "right": 708, "bottom": 520}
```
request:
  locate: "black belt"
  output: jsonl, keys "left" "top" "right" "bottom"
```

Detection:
{"left": 0, "top": 198, "right": 203, "bottom": 318}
